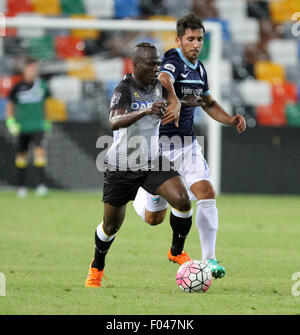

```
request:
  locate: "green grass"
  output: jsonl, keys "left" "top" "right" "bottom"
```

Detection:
{"left": 0, "top": 190, "right": 300, "bottom": 315}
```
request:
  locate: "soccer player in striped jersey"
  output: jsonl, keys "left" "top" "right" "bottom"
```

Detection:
{"left": 133, "top": 14, "right": 246, "bottom": 279}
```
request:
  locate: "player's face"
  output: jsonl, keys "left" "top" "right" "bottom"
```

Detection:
{"left": 176, "top": 28, "right": 204, "bottom": 64}
{"left": 135, "top": 49, "right": 161, "bottom": 86}
{"left": 23, "top": 62, "right": 39, "bottom": 83}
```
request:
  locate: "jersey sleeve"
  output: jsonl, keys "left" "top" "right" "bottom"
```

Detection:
{"left": 160, "top": 57, "right": 181, "bottom": 83}
{"left": 109, "top": 82, "right": 131, "bottom": 112}
{"left": 201, "top": 64, "right": 210, "bottom": 96}
{"left": 8, "top": 84, "right": 18, "bottom": 103}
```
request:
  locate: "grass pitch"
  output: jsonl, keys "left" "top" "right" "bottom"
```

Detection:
{"left": 0, "top": 190, "right": 299, "bottom": 315}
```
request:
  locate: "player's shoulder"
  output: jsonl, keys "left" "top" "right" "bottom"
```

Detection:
{"left": 161, "top": 48, "right": 184, "bottom": 73}
{"left": 197, "top": 60, "right": 208, "bottom": 77}
{"left": 114, "top": 74, "right": 133, "bottom": 92}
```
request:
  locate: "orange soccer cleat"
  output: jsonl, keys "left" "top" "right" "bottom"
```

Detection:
{"left": 85, "top": 260, "right": 106, "bottom": 287}
{"left": 168, "top": 248, "right": 191, "bottom": 265}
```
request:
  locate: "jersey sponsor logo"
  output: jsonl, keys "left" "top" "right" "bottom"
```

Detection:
{"left": 134, "top": 91, "right": 140, "bottom": 98}
{"left": 179, "top": 71, "right": 191, "bottom": 79}
{"left": 164, "top": 63, "right": 176, "bottom": 72}
{"left": 181, "top": 86, "right": 203, "bottom": 97}
{"left": 110, "top": 92, "right": 122, "bottom": 107}
{"left": 130, "top": 101, "right": 153, "bottom": 111}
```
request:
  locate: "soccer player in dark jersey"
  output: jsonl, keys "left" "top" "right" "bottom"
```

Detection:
{"left": 133, "top": 14, "right": 246, "bottom": 279}
{"left": 85, "top": 43, "right": 193, "bottom": 287}
{"left": 5, "top": 57, "right": 50, "bottom": 198}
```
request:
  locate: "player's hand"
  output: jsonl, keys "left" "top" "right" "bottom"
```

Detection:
{"left": 6, "top": 117, "right": 21, "bottom": 137}
{"left": 161, "top": 100, "right": 181, "bottom": 127}
{"left": 145, "top": 101, "right": 167, "bottom": 117}
{"left": 229, "top": 113, "right": 246, "bottom": 134}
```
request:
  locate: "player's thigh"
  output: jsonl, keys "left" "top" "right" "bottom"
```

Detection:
{"left": 155, "top": 175, "right": 190, "bottom": 212}
{"left": 190, "top": 180, "right": 215, "bottom": 200}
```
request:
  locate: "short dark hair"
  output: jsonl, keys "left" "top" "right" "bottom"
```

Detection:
{"left": 176, "top": 13, "right": 205, "bottom": 38}
{"left": 134, "top": 42, "right": 156, "bottom": 50}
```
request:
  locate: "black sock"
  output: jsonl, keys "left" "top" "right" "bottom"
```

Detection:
{"left": 16, "top": 167, "right": 26, "bottom": 187}
{"left": 35, "top": 166, "right": 45, "bottom": 186}
{"left": 92, "top": 230, "right": 115, "bottom": 270}
{"left": 170, "top": 211, "right": 192, "bottom": 256}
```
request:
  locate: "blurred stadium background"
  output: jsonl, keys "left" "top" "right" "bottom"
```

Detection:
{"left": 0, "top": 0, "right": 300, "bottom": 194}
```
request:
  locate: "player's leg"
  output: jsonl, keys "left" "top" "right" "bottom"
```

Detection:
{"left": 33, "top": 132, "right": 48, "bottom": 196}
{"left": 15, "top": 134, "right": 29, "bottom": 198}
{"left": 85, "top": 202, "right": 126, "bottom": 288}
{"left": 133, "top": 187, "right": 168, "bottom": 225}
{"left": 190, "top": 177, "right": 226, "bottom": 279}
{"left": 155, "top": 175, "right": 193, "bottom": 265}
{"left": 15, "top": 151, "right": 28, "bottom": 198}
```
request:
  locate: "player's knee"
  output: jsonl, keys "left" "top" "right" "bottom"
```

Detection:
{"left": 202, "top": 186, "right": 215, "bottom": 199}
{"left": 146, "top": 214, "right": 164, "bottom": 226}
{"left": 103, "top": 221, "right": 121, "bottom": 236}
{"left": 172, "top": 192, "right": 191, "bottom": 212}
{"left": 15, "top": 155, "right": 28, "bottom": 168}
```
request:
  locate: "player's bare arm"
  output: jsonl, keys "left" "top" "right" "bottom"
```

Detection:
{"left": 5, "top": 100, "right": 14, "bottom": 118}
{"left": 158, "top": 72, "right": 181, "bottom": 127}
{"left": 109, "top": 101, "right": 166, "bottom": 131}
{"left": 201, "top": 94, "right": 246, "bottom": 134}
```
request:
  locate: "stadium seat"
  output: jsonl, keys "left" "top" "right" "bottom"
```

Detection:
{"left": 6, "top": 0, "right": 33, "bottom": 16}
{"left": 70, "top": 14, "right": 100, "bottom": 40}
{"left": 267, "top": 39, "right": 298, "bottom": 67}
{"left": 205, "top": 18, "right": 231, "bottom": 41}
{"left": 49, "top": 75, "right": 82, "bottom": 102}
{"left": 286, "top": 103, "right": 300, "bottom": 126}
{"left": 215, "top": 0, "right": 247, "bottom": 20}
{"left": 256, "top": 103, "right": 287, "bottom": 126}
{"left": 228, "top": 18, "right": 260, "bottom": 44}
{"left": 60, "top": 0, "right": 85, "bottom": 15}
{"left": 45, "top": 97, "right": 67, "bottom": 122}
{"left": 16, "top": 14, "right": 45, "bottom": 38}
{"left": 82, "top": 80, "right": 106, "bottom": 99}
{"left": 285, "top": 65, "right": 300, "bottom": 83}
{"left": 163, "top": 0, "right": 193, "bottom": 18}
{"left": 254, "top": 60, "right": 285, "bottom": 84}
{"left": 114, "top": 0, "right": 140, "bottom": 18}
{"left": 148, "top": 15, "right": 177, "bottom": 52}
{"left": 27, "top": 36, "right": 55, "bottom": 60}
{"left": 247, "top": 0, "right": 270, "bottom": 19}
{"left": 269, "top": 0, "right": 298, "bottom": 23}
{"left": 0, "top": 75, "right": 22, "bottom": 98}
{"left": 0, "top": 98, "right": 7, "bottom": 120}
{"left": 272, "top": 82, "right": 298, "bottom": 105}
{"left": 66, "top": 57, "right": 96, "bottom": 80}
{"left": 83, "top": 0, "right": 114, "bottom": 18}
{"left": 123, "top": 58, "right": 133, "bottom": 75}
{"left": 55, "top": 36, "right": 85, "bottom": 59}
{"left": 237, "top": 79, "right": 272, "bottom": 106}
{"left": 67, "top": 100, "right": 94, "bottom": 122}
{"left": 93, "top": 57, "right": 123, "bottom": 82}
{"left": 31, "top": 0, "right": 61, "bottom": 15}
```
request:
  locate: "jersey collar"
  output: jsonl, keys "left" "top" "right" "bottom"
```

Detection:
{"left": 176, "top": 48, "right": 198, "bottom": 70}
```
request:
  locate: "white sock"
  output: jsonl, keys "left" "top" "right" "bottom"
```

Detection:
{"left": 96, "top": 222, "right": 115, "bottom": 242}
{"left": 196, "top": 199, "right": 218, "bottom": 261}
{"left": 133, "top": 187, "right": 147, "bottom": 221}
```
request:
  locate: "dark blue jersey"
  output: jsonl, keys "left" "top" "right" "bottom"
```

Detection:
{"left": 159, "top": 48, "right": 210, "bottom": 139}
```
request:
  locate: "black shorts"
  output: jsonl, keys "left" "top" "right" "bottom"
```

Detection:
{"left": 17, "top": 132, "right": 45, "bottom": 153}
{"left": 102, "top": 157, "right": 179, "bottom": 207}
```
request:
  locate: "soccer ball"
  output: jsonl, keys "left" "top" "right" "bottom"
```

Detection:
{"left": 176, "top": 260, "right": 212, "bottom": 293}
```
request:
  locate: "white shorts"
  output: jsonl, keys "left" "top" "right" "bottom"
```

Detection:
{"left": 139, "top": 139, "right": 212, "bottom": 212}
